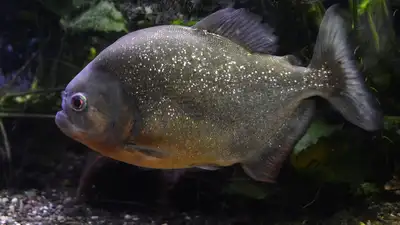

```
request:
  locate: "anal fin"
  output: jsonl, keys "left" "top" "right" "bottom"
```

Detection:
{"left": 241, "top": 99, "right": 316, "bottom": 183}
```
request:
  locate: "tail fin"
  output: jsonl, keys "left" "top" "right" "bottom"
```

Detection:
{"left": 308, "top": 5, "right": 383, "bottom": 131}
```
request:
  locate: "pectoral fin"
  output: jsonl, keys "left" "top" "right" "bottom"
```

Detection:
{"left": 124, "top": 143, "right": 170, "bottom": 159}
{"left": 241, "top": 100, "right": 316, "bottom": 182}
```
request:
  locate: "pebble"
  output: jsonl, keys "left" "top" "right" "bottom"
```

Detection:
{"left": 0, "top": 198, "right": 8, "bottom": 204}
{"left": 24, "top": 190, "right": 37, "bottom": 198}
{"left": 57, "top": 215, "right": 65, "bottom": 222}
{"left": 11, "top": 198, "right": 18, "bottom": 204}
{"left": 132, "top": 215, "right": 140, "bottom": 221}
{"left": 63, "top": 197, "right": 72, "bottom": 204}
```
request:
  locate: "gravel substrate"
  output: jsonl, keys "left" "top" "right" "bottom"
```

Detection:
{"left": 0, "top": 150, "right": 161, "bottom": 225}
{"left": 1, "top": 145, "right": 400, "bottom": 225}
{"left": 2, "top": 186, "right": 400, "bottom": 225}
{"left": 0, "top": 187, "right": 239, "bottom": 225}
{"left": 0, "top": 188, "right": 147, "bottom": 224}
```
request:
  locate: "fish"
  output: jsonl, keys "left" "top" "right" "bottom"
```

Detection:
{"left": 55, "top": 4, "right": 383, "bottom": 183}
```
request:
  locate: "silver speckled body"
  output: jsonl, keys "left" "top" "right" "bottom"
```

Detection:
{"left": 92, "top": 25, "right": 334, "bottom": 167}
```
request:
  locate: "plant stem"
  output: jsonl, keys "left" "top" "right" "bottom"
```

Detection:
{"left": 0, "top": 113, "right": 55, "bottom": 119}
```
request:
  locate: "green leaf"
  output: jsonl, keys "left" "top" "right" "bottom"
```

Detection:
{"left": 307, "top": 1, "right": 326, "bottom": 26}
{"left": 291, "top": 130, "right": 378, "bottom": 184}
{"left": 293, "top": 120, "right": 343, "bottom": 155}
{"left": 352, "top": 0, "right": 395, "bottom": 71}
{"left": 383, "top": 116, "right": 400, "bottom": 132}
{"left": 72, "top": 0, "right": 90, "bottom": 8}
{"left": 171, "top": 19, "right": 198, "bottom": 26}
{"left": 38, "top": 0, "right": 90, "bottom": 17}
{"left": 223, "top": 180, "right": 270, "bottom": 200}
{"left": 60, "top": 1, "right": 128, "bottom": 33}
{"left": 88, "top": 47, "right": 97, "bottom": 60}
{"left": 351, "top": 182, "right": 381, "bottom": 196}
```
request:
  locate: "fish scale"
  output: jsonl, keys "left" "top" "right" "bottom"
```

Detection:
{"left": 95, "top": 26, "right": 332, "bottom": 155}
{"left": 98, "top": 28, "right": 300, "bottom": 155}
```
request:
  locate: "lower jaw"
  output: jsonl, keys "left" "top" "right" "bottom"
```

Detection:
{"left": 55, "top": 111, "right": 70, "bottom": 129}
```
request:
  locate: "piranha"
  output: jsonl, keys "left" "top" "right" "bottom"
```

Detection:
{"left": 55, "top": 5, "right": 383, "bottom": 183}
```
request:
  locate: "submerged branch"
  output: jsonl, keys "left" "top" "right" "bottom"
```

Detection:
{"left": 47, "top": 59, "right": 81, "bottom": 71}
{"left": 0, "top": 118, "right": 13, "bottom": 186}
{"left": 1, "top": 87, "right": 65, "bottom": 99}
{"left": 0, "top": 113, "right": 55, "bottom": 119}
{"left": 0, "top": 52, "right": 39, "bottom": 98}
{"left": 0, "top": 119, "right": 11, "bottom": 161}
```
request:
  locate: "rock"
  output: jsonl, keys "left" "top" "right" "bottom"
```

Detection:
{"left": 11, "top": 197, "right": 18, "bottom": 204}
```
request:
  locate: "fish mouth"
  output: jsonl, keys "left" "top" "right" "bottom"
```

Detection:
{"left": 55, "top": 110, "right": 74, "bottom": 136}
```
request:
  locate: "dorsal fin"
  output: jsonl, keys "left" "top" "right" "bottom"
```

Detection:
{"left": 192, "top": 8, "right": 278, "bottom": 54}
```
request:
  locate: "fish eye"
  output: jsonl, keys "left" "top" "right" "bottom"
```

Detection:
{"left": 70, "top": 93, "right": 87, "bottom": 112}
